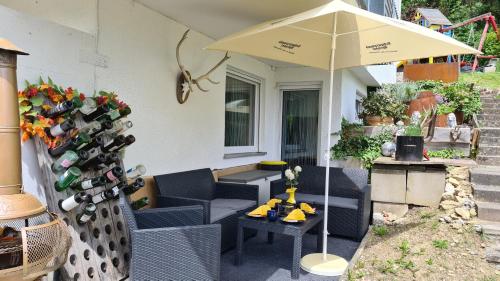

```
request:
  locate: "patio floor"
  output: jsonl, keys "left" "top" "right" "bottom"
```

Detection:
{"left": 221, "top": 233, "right": 360, "bottom": 281}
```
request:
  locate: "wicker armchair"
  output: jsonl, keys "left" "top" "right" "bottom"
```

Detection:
{"left": 119, "top": 192, "right": 221, "bottom": 281}
{"left": 270, "top": 166, "right": 371, "bottom": 241}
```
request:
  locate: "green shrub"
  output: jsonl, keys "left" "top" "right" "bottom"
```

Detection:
{"left": 427, "top": 149, "right": 464, "bottom": 159}
{"left": 399, "top": 240, "right": 411, "bottom": 257}
{"left": 432, "top": 240, "right": 448, "bottom": 250}
{"left": 373, "top": 225, "right": 389, "bottom": 236}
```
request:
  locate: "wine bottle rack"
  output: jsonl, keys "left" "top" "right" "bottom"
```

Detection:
{"left": 34, "top": 115, "right": 130, "bottom": 281}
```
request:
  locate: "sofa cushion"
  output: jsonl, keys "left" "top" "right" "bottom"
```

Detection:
{"left": 154, "top": 168, "right": 216, "bottom": 200}
{"left": 275, "top": 193, "right": 358, "bottom": 210}
{"left": 211, "top": 198, "right": 256, "bottom": 211}
{"left": 210, "top": 206, "right": 236, "bottom": 223}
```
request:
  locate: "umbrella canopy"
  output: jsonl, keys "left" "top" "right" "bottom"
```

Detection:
{"left": 206, "top": 0, "right": 479, "bottom": 276}
{"left": 206, "top": 0, "right": 479, "bottom": 69}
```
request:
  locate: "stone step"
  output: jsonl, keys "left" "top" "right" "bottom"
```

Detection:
{"left": 471, "top": 166, "right": 500, "bottom": 186}
{"left": 482, "top": 103, "right": 500, "bottom": 110}
{"left": 481, "top": 108, "right": 500, "bottom": 115}
{"left": 479, "top": 136, "right": 500, "bottom": 146}
{"left": 477, "top": 201, "right": 500, "bottom": 222}
{"left": 477, "top": 155, "right": 500, "bottom": 166}
{"left": 481, "top": 97, "right": 500, "bottom": 104}
{"left": 485, "top": 245, "right": 500, "bottom": 264}
{"left": 478, "top": 114, "right": 500, "bottom": 121}
{"left": 478, "top": 145, "right": 500, "bottom": 156}
{"left": 480, "top": 128, "right": 500, "bottom": 138}
{"left": 474, "top": 184, "right": 500, "bottom": 203}
{"left": 479, "top": 220, "right": 500, "bottom": 237}
{"left": 479, "top": 120, "right": 500, "bottom": 127}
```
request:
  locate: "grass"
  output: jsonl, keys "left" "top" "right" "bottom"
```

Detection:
{"left": 373, "top": 225, "right": 389, "bottom": 237}
{"left": 399, "top": 240, "right": 411, "bottom": 257}
{"left": 420, "top": 211, "right": 435, "bottom": 219}
{"left": 378, "top": 259, "right": 397, "bottom": 274}
{"left": 459, "top": 72, "right": 500, "bottom": 90}
{"left": 425, "top": 258, "right": 433, "bottom": 265}
{"left": 432, "top": 240, "right": 449, "bottom": 250}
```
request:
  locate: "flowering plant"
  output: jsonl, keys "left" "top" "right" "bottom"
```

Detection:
{"left": 284, "top": 166, "right": 302, "bottom": 187}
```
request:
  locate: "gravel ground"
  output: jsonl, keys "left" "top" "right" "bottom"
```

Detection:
{"left": 348, "top": 207, "right": 499, "bottom": 281}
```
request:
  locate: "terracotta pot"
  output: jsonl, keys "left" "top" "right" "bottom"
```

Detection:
{"left": 406, "top": 91, "right": 437, "bottom": 117}
{"left": 435, "top": 114, "right": 448, "bottom": 127}
{"left": 455, "top": 111, "right": 464, "bottom": 124}
{"left": 365, "top": 116, "right": 394, "bottom": 126}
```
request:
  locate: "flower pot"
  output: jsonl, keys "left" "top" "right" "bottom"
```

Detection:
{"left": 406, "top": 91, "right": 437, "bottom": 117}
{"left": 395, "top": 136, "right": 424, "bottom": 161}
{"left": 365, "top": 116, "right": 394, "bottom": 126}
{"left": 435, "top": 114, "right": 448, "bottom": 127}
{"left": 455, "top": 111, "right": 464, "bottom": 124}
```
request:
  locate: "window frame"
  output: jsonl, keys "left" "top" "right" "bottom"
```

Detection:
{"left": 224, "top": 69, "right": 261, "bottom": 154}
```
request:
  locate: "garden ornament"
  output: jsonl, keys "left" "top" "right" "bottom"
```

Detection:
{"left": 447, "top": 113, "right": 457, "bottom": 128}
{"left": 176, "top": 29, "right": 230, "bottom": 104}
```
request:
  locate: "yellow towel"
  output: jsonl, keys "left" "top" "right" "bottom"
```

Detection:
{"left": 300, "top": 203, "right": 316, "bottom": 214}
{"left": 284, "top": 209, "right": 306, "bottom": 222}
{"left": 266, "top": 198, "right": 282, "bottom": 208}
{"left": 248, "top": 205, "right": 271, "bottom": 217}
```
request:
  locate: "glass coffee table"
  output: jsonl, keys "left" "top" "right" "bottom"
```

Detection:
{"left": 235, "top": 210, "right": 324, "bottom": 279}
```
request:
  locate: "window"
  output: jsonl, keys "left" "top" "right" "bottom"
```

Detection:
{"left": 224, "top": 73, "right": 260, "bottom": 153}
{"left": 355, "top": 90, "right": 365, "bottom": 120}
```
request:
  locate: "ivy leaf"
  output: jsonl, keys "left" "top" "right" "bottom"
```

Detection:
{"left": 19, "top": 105, "right": 32, "bottom": 114}
{"left": 30, "top": 96, "right": 44, "bottom": 106}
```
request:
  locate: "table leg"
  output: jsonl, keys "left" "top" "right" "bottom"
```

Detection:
{"left": 235, "top": 224, "right": 244, "bottom": 266}
{"left": 291, "top": 235, "right": 302, "bottom": 279}
{"left": 316, "top": 220, "right": 324, "bottom": 253}
{"left": 267, "top": 232, "right": 274, "bottom": 244}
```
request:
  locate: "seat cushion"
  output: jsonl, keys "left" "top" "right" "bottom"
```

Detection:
{"left": 210, "top": 206, "right": 236, "bottom": 223}
{"left": 275, "top": 193, "right": 358, "bottom": 210}
{"left": 211, "top": 198, "right": 256, "bottom": 211}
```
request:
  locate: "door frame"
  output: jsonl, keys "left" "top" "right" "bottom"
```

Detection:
{"left": 278, "top": 81, "right": 323, "bottom": 166}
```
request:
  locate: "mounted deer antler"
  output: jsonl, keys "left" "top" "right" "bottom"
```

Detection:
{"left": 176, "top": 29, "right": 230, "bottom": 104}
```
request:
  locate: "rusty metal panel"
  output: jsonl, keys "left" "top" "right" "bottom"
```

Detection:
{"left": 403, "top": 62, "right": 459, "bottom": 82}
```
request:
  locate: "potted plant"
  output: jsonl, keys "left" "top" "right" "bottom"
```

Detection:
{"left": 395, "top": 124, "right": 424, "bottom": 161}
{"left": 359, "top": 90, "right": 407, "bottom": 126}
{"left": 284, "top": 166, "right": 301, "bottom": 205}
{"left": 437, "top": 82, "right": 482, "bottom": 124}
{"left": 406, "top": 80, "right": 441, "bottom": 117}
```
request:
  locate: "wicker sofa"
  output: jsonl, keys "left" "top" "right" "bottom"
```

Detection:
{"left": 270, "top": 166, "right": 371, "bottom": 241}
{"left": 153, "top": 168, "right": 258, "bottom": 252}
{"left": 119, "top": 192, "right": 221, "bottom": 281}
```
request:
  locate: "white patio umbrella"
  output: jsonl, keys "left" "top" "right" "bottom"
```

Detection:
{"left": 206, "top": 0, "right": 479, "bottom": 276}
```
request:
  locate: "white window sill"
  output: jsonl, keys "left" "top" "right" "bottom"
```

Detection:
{"left": 223, "top": 152, "right": 267, "bottom": 159}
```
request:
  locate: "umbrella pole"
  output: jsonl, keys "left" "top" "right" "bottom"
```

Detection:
{"left": 300, "top": 12, "right": 348, "bottom": 277}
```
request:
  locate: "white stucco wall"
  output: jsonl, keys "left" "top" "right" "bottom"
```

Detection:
{"left": 0, "top": 0, "right": 391, "bottom": 202}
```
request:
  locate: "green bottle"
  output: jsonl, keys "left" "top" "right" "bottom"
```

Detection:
{"left": 54, "top": 167, "right": 82, "bottom": 191}
{"left": 51, "top": 150, "right": 79, "bottom": 173}
{"left": 131, "top": 197, "right": 149, "bottom": 210}
{"left": 76, "top": 203, "right": 97, "bottom": 225}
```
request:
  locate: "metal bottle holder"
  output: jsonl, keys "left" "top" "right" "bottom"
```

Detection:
{"left": 0, "top": 40, "right": 71, "bottom": 280}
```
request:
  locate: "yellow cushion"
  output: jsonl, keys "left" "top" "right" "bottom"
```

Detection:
{"left": 266, "top": 198, "right": 282, "bottom": 208}
{"left": 248, "top": 205, "right": 271, "bottom": 217}
{"left": 284, "top": 209, "right": 306, "bottom": 222}
{"left": 260, "top": 160, "right": 287, "bottom": 166}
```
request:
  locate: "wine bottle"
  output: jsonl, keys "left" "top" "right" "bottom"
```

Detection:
{"left": 79, "top": 98, "right": 97, "bottom": 115}
{"left": 107, "top": 119, "right": 133, "bottom": 137}
{"left": 122, "top": 177, "right": 145, "bottom": 195}
{"left": 54, "top": 167, "right": 82, "bottom": 192}
{"left": 74, "top": 150, "right": 90, "bottom": 166}
{"left": 131, "top": 197, "right": 149, "bottom": 210}
{"left": 58, "top": 192, "right": 92, "bottom": 212}
{"left": 79, "top": 153, "right": 107, "bottom": 171}
{"left": 44, "top": 100, "right": 74, "bottom": 118}
{"left": 104, "top": 166, "right": 123, "bottom": 183}
{"left": 76, "top": 203, "right": 97, "bottom": 225}
{"left": 102, "top": 135, "right": 135, "bottom": 153}
{"left": 104, "top": 152, "right": 121, "bottom": 166}
{"left": 48, "top": 132, "right": 91, "bottom": 157}
{"left": 51, "top": 150, "right": 79, "bottom": 173}
{"left": 91, "top": 186, "right": 120, "bottom": 204}
{"left": 80, "top": 120, "right": 113, "bottom": 138}
{"left": 82, "top": 103, "right": 110, "bottom": 123}
{"left": 71, "top": 175, "right": 106, "bottom": 191}
{"left": 98, "top": 106, "right": 131, "bottom": 122}
{"left": 82, "top": 135, "right": 105, "bottom": 151}
{"left": 47, "top": 119, "right": 75, "bottom": 138}
{"left": 126, "top": 164, "right": 146, "bottom": 180}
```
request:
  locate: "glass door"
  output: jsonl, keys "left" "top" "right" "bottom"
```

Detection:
{"left": 281, "top": 89, "right": 319, "bottom": 167}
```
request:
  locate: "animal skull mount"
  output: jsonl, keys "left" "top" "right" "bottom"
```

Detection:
{"left": 176, "top": 29, "right": 230, "bottom": 104}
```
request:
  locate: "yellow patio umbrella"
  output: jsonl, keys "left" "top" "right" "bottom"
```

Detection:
{"left": 207, "top": 0, "right": 479, "bottom": 277}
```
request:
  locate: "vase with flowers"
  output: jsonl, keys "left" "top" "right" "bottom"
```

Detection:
{"left": 284, "top": 166, "right": 302, "bottom": 205}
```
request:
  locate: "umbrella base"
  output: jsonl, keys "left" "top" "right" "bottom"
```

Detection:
{"left": 300, "top": 253, "right": 348, "bottom": 276}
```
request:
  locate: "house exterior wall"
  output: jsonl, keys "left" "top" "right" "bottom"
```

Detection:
{"left": 0, "top": 0, "right": 397, "bottom": 201}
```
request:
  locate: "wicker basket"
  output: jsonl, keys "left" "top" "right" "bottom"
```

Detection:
{"left": 0, "top": 212, "right": 71, "bottom": 281}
